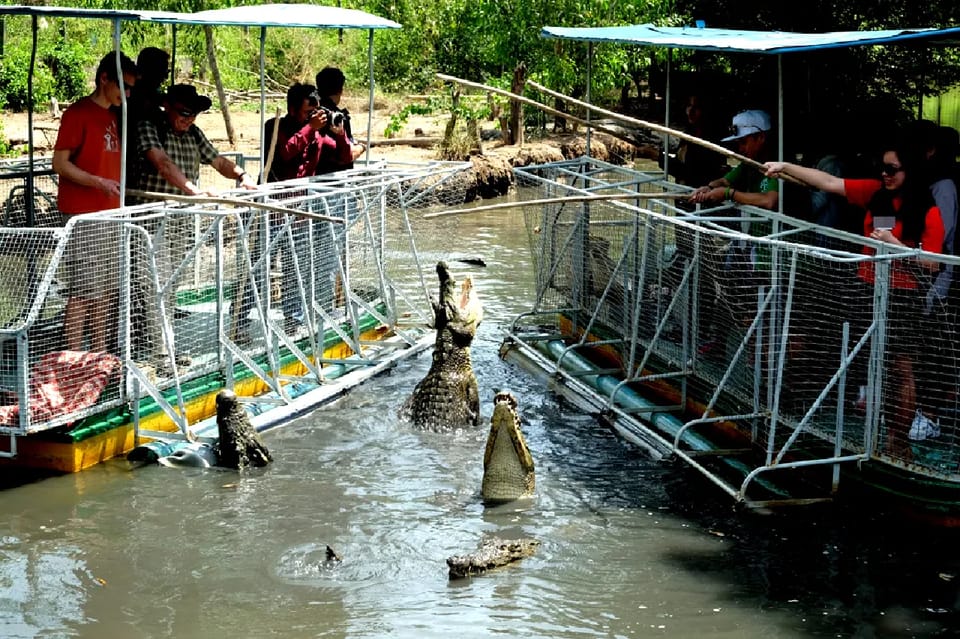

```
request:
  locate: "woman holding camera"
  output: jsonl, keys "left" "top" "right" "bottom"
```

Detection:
{"left": 263, "top": 82, "right": 351, "bottom": 182}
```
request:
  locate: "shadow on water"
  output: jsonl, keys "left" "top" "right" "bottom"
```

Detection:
{"left": 657, "top": 469, "right": 960, "bottom": 638}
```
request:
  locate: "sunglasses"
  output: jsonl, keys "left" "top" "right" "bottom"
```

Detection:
{"left": 881, "top": 163, "right": 904, "bottom": 176}
{"left": 175, "top": 108, "right": 198, "bottom": 118}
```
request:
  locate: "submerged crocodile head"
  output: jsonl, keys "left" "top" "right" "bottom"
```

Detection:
{"left": 481, "top": 391, "right": 535, "bottom": 504}
{"left": 404, "top": 262, "right": 484, "bottom": 431}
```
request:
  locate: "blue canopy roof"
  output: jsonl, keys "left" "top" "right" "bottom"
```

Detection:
{"left": 0, "top": 4, "right": 400, "bottom": 30}
{"left": 541, "top": 24, "right": 960, "bottom": 54}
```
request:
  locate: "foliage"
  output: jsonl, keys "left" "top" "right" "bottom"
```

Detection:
{"left": 383, "top": 99, "right": 441, "bottom": 138}
{"left": 0, "top": 119, "right": 14, "bottom": 158}
{"left": 0, "top": 41, "right": 58, "bottom": 111}
{"left": 1, "top": 0, "right": 959, "bottom": 157}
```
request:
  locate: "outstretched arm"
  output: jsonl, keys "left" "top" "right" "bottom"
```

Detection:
{"left": 145, "top": 147, "right": 206, "bottom": 196}
{"left": 211, "top": 155, "right": 257, "bottom": 190}
{"left": 764, "top": 161, "right": 846, "bottom": 197}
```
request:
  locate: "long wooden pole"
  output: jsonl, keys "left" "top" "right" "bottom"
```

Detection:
{"left": 435, "top": 73, "right": 642, "bottom": 150}
{"left": 526, "top": 79, "right": 804, "bottom": 186}
{"left": 435, "top": 73, "right": 799, "bottom": 186}
{"left": 260, "top": 107, "right": 282, "bottom": 184}
{"left": 126, "top": 189, "right": 345, "bottom": 224}
{"left": 423, "top": 192, "right": 689, "bottom": 219}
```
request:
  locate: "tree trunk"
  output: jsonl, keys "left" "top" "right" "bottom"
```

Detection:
{"left": 466, "top": 118, "right": 482, "bottom": 155}
{"left": 442, "top": 88, "right": 460, "bottom": 147}
{"left": 204, "top": 25, "right": 236, "bottom": 148}
{"left": 508, "top": 62, "right": 525, "bottom": 146}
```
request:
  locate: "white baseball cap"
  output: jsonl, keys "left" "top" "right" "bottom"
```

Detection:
{"left": 721, "top": 110, "right": 771, "bottom": 142}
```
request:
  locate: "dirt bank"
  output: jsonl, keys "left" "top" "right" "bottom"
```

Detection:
{"left": 3, "top": 95, "right": 645, "bottom": 200}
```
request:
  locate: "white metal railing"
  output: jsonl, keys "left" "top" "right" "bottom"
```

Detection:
{"left": 0, "top": 161, "right": 472, "bottom": 445}
{"left": 508, "top": 157, "right": 960, "bottom": 500}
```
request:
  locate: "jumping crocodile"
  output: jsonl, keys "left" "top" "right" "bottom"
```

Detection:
{"left": 155, "top": 389, "right": 273, "bottom": 470}
{"left": 481, "top": 391, "right": 535, "bottom": 504}
{"left": 215, "top": 389, "right": 273, "bottom": 469}
{"left": 403, "top": 261, "right": 483, "bottom": 431}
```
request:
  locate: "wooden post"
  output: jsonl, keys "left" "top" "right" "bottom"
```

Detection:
{"left": 508, "top": 62, "right": 525, "bottom": 146}
{"left": 205, "top": 25, "right": 235, "bottom": 148}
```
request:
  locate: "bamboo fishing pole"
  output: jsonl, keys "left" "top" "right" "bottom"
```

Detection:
{"left": 127, "top": 189, "right": 345, "bottom": 224}
{"left": 423, "top": 191, "right": 690, "bottom": 219}
{"left": 526, "top": 79, "right": 804, "bottom": 186}
{"left": 435, "top": 73, "right": 643, "bottom": 151}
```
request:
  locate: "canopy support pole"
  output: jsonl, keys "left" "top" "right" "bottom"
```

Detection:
{"left": 366, "top": 29, "right": 374, "bottom": 163}
{"left": 585, "top": 42, "right": 593, "bottom": 156}
{"left": 259, "top": 26, "right": 267, "bottom": 174}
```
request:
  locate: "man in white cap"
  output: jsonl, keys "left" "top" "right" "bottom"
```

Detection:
{"left": 688, "top": 109, "right": 779, "bottom": 211}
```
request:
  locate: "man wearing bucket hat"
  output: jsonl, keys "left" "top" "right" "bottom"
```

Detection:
{"left": 132, "top": 83, "right": 256, "bottom": 199}
{"left": 130, "top": 84, "right": 257, "bottom": 373}
{"left": 688, "top": 109, "right": 779, "bottom": 211}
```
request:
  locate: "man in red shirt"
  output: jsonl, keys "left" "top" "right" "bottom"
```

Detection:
{"left": 53, "top": 51, "right": 136, "bottom": 353}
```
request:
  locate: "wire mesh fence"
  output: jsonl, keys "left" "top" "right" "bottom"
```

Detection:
{"left": 0, "top": 160, "right": 472, "bottom": 437}
{"left": 513, "top": 157, "right": 960, "bottom": 482}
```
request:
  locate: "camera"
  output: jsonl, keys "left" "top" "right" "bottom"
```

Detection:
{"left": 316, "top": 105, "right": 345, "bottom": 128}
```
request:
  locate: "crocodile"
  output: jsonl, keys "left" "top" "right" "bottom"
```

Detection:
{"left": 154, "top": 389, "right": 273, "bottom": 469}
{"left": 214, "top": 389, "right": 273, "bottom": 470}
{"left": 481, "top": 391, "right": 535, "bottom": 504}
{"left": 403, "top": 261, "right": 483, "bottom": 431}
{"left": 446, "top": 537, "right": 540, "bottom": 579}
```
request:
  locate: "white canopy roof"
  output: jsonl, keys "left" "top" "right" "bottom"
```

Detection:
{"left": 0, "top": 4, "right": 400, "bottom": 30}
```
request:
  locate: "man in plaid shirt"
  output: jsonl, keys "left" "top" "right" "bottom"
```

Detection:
{"left": 132, "top": 84, "right": 256, "bottom": 198}
{"left": 130, "top": 84, "right": 257, "bottom": 372}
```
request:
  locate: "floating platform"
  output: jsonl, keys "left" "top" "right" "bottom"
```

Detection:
{"left": 503, "top": 157, "right": 960, "bottom": 525}
{"left": 0, "top": 159, "right": 472, "bottom": 473}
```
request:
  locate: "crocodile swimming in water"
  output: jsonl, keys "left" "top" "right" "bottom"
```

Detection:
{"left": 481, "top": 391, "right": 535, "bottom": 504}
{"left": 447, "top": 537, "right": 540, "bottom": 579}
{"left": 403, "top": 261, "right": 483, "bottom": 431}
{"left": 444, "top": 394, "right": 538, "bottom": 579}
{"left": 215, "top": 389, "right": 273, "bottom": 469}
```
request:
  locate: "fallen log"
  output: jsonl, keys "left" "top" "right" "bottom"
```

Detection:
{"left": 369, "top": 137, "right": 439, "bottom": 148}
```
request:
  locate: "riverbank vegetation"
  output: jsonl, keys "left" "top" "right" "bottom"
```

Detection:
{"left": 1, "top": 1, "right": 960, "bottom": 157}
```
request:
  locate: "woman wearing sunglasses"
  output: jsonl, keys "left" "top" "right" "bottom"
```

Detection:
{"left": 764, "top": 137, "right": 945, "bottom": 456}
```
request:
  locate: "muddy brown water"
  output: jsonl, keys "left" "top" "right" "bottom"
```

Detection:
{"left": 2, "top": 202, "right": 959, "bottom": 638}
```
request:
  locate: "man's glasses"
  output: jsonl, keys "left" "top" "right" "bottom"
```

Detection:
{"left": 175, "top": 108, "right": 198, "bottom": 118}
{"left": 881, "top": 163, "right": 904, "bottom": 176}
